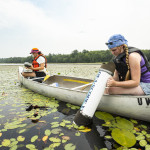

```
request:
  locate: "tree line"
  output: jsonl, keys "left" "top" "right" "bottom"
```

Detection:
{"left": 0, "top": 49, "right": 150, "bottom": 63}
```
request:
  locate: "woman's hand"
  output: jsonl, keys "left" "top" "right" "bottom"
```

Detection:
{"left": 107, "top": 77, "right": 116, "bottom": 87}
{"left": 28, "top": 63, "right": 44, "bottom": 71}
{"left": 28, "top": 66, "right": 34, "bottom": 70}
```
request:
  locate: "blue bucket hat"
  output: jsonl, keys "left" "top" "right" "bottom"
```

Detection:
{"left": 106, "top": 34, "right": 128, "bottom": 49}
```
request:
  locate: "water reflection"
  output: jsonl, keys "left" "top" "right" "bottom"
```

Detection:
{"left": 26, "top": 104, "right": 48, "bottom": 123}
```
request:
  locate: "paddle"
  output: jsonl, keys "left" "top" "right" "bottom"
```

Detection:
{"left": 80, "top": 82, "right": 93, "bottom": 90}
{"left": 71, "top": 82, "right": 93, "bottom": 90}
{"left": 43, "top": 74, "right": 50, "bottom": 82}
{"left": 73, "top": 62, "right": 116, "bottom": 126}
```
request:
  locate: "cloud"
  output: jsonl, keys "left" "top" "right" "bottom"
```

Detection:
{"left": 0, "top": 0, "right": 72, "bottom": 57}
{"left": 0, "top": 0, "right": 150, "bottom": 58}
{"left": 0, "top": 0, "right": 66, "bottom": 37}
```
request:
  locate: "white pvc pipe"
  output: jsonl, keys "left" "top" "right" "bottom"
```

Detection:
{"left": 80, "top": 69, "right": 111, "bottom": 118}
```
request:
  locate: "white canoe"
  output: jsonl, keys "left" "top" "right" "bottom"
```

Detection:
{"left": 18, "top": 67, "right": 150, "bottom": 122}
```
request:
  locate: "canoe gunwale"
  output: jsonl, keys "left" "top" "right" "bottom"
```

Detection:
{"left": 22, "top": 76, "right": 150, "bottom": 98}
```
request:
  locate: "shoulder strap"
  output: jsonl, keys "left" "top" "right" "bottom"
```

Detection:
{"left": 128, "top": 46, "right": 141, "bottom": 53}
{"left": 128, "top": 47, "right": 150, "bottom": 72}
{"left": 34, "top": 55, "right": 40, "bottom": 61}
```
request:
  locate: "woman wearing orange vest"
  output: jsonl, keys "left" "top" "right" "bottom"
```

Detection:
{"left": 22, "top": 48, "right": 47, "bottom": 78}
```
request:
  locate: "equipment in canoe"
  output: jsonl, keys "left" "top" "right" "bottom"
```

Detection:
{"left": 18, "top": 66, "right": 150, "bottom": 122}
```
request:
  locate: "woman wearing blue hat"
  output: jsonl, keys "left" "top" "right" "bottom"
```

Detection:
{"left": 105, "top": 34, "right": 150, "bottom": 95}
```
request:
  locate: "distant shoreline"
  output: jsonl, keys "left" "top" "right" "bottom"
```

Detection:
{"left": 0, "top": 63, "right": 102, "bottom": 66}
{"left": 0, "top": 63, "right": 24, "bottom": 66}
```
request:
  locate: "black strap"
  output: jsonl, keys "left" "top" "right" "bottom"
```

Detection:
{"left": 141, "top": 64, "right": 146, "bottom": 68}
{"left": 141, "top": 70, "right": 149, "bottom": 75}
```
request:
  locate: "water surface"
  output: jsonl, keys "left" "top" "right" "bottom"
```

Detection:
{"left": 0, "top": 64, "right": 150, "bottom": 150}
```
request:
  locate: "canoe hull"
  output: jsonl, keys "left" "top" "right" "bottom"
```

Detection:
{"left": 18, "top": 67, "right": 150, "bottom": 122}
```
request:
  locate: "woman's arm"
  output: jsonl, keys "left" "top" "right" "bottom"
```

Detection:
{"left": 107, "top": 52, "right": 141, "bottom": 88}
{"left": 113, "top": 69, "right": 119, "bottom": 81}
{"left": 29, "top": 63, "right": 45, "bottom": 71}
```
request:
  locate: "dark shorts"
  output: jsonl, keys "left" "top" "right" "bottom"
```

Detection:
{"left": 35, "top": 71, "right": 46, "bottom": 77}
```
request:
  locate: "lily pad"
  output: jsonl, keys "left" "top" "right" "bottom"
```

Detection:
{"left": 10, "top": 138, "right": 16, "bottom": 142}
{"left": 64, "top": 143, "right": 76, "bottom": 150}
{"left": 0, "top": 115, "right": 5, "bottom": 118}
{"left": 102, "top": 121, "right": 112, "bottom": 127}
{"left": 53, "top": 117, "right": 59, "bottom": 119}
{"left": 136, "top": 135, "right": 145, "bottom": 141}
{"left": 18, "top": 129, "right": 26, "bottom": 134}
{"left": 95, "top": 111, "right": 114, "bottom": 122}
{"left": 142, "top": 130, "right": 147, "bottom": 135}
{"left": 59, "top": 133, "right": 64, "bottom": 136}
{"left": 140, "top": 125, "right": 147, "bottom": 129}
{"left": 60, "top": 122, "right": 65, "bottom": 127}
{"left": 145, "top": 145, "right": 150, "bottom": 150}
{"left": 17, "top": 136, "right": 25, "bottom": 142}
{"left": 62, "top": 136, "right": 70, "bottom": 141}
{"left": 2, "top": 139, "right": 11, "bottom": 147}
{"left": 26, "top": 144, "right": 36, "bottom": 149}
{"left": 45, "top": 129, "right": 51, "bottom": 136}
{"left": 10, "top": 141, "right": 18, "bottom": 147}
{"left": 51, "top": 124, "right": 60, "bottom": 128}
{"left": 146, "top": 134, "right": 150, "bottom": 138}
{"left": 104, "top": 136, "right": 112, "bottom": 139}
{"left": 49, "top": 137, "right": 61, "bottom": 143}
{"left": 130, "top": 119, "right": 138, "bottom": 124}
{"left": 42, "top": 136, "right": 48, "bottom": 142}
{"left": 114, "top": 117, "right": 134, "bottom": 131}
{"left": 111, "top": 128, "right": 136, "bottom": 147}
{"left": 139, "top": 140, "right": 147, "bottom": 147}
{"left": 62, "top": 139, "right": 67, "bottom": 143}
{"left": 62, "top": 120, "right": 71, "bottom": 124}
{"left": 31, "top": 135, "right": 38, "bottom": 142}
{"left": 78, "top": 126, "right": 85, "bottom": 130}
{"left": 66, "top": 124, "right": 73, "bottom": 129}
{"left": 51, "top": 122, "right": 59, "bottom": 125}
{"left": 75, "top": 132, "right": 81, "bottom": 136}
{"left": 49, "top": 142, "right": 61, "bottom": 148}
{"left": 51, "top": 128, "right": 62, "bottom": 134}
{"left": 9, "top": 145, "right": 18, "bottom": 150}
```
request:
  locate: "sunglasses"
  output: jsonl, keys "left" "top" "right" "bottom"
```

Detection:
{"left": 105, "top": 42, "right": 113, "bottom": 45}
{"left": 105, "top": 39, "right": 123, "bottom": 46}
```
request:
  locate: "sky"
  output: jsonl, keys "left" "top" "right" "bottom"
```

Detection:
{"left": 0, "top": 0, "right": 150, "bottom": 58}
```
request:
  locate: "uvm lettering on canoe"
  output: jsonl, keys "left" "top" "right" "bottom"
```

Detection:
{"left": 137, "top": 98, "right": 150, "bottom": 106}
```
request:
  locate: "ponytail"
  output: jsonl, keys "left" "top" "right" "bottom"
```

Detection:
{"left": 123, "top": 44, "right": 130, "bottom": 80}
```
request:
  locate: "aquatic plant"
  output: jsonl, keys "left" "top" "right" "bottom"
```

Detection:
{"left": 95, "top": 111, "right": 150, "bottom": 149}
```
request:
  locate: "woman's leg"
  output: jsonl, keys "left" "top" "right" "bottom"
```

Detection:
{"left": 22, "top": 72, "right": 36, "bottom": 78}
{"left": 34, "top": 72, "right": 46, "bottom": 77}
{"left": 105, "top": 86, "right": 145, "bottom": 95}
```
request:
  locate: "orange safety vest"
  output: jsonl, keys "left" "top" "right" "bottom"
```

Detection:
{"left": 32, "top": 54, "right": 47, "bottom": 71}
